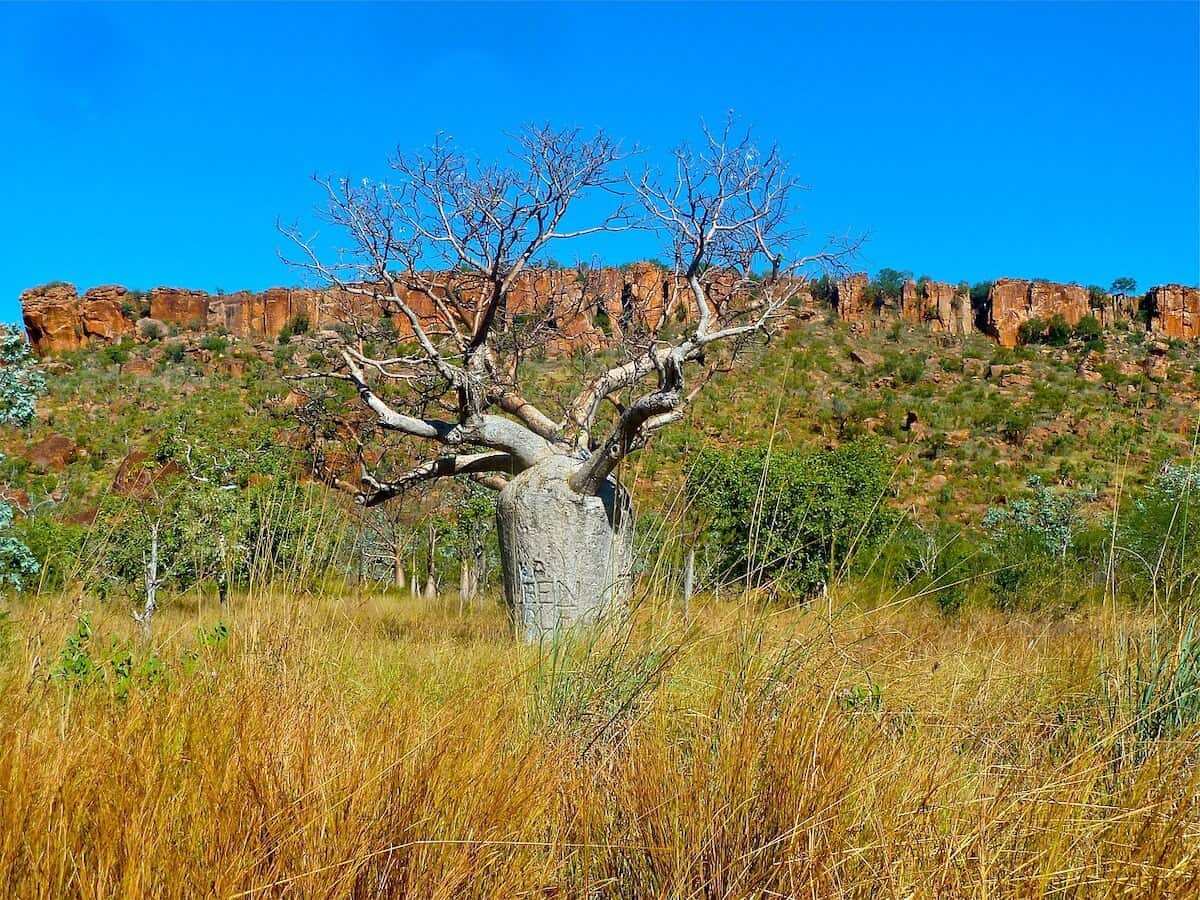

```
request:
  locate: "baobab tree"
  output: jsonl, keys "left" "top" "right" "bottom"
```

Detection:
{"left": 283, "top": 119, "right": 853, "bottom": 639}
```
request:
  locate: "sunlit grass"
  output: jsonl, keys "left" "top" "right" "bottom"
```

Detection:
{"left": 1, "top": 589, "right": 1197, "bottom": 898}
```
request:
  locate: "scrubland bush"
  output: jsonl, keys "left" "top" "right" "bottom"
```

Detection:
{"left": 688, "top": 443, "right": 896, "bottom": 598}
{"left": 1118, "top": 463, "right": 1200, "bottom": 604}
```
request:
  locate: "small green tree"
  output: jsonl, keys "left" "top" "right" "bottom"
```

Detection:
{"left": 1045, "top": 313, "right": 1072, "bottom": 346}
{"left": 453, "top": 480, "right": 496, "bottom": 610}
{"left": 0, "top": 327, "right": 46, "bottom": 593}
{"left": 1, "top": 327, "right": 46, "bottom": 429}
{"left": 1110, "top": 276, "right": 1138, "bottom": 295}
{"left": 688, "top": 443, "right": 896, "bottom": 599}
{"left": 867, "top": 268, "right": 913, "bottom": 307}
{"left": 1017, "top": 317, "right": 1047, "bottom": 345}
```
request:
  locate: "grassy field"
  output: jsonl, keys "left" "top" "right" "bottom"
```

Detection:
{"left": 1, "top": 588, "right": 1197, "bottom": 898}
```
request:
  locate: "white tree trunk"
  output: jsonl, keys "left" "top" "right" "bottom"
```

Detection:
{"left": 497, "top": 455, "right": 633, "bottom": 641}
{"left": 459, "top": 559, "right": 471, "bottom": 614}
{"left": 393, "top": 546, "right": 406, "bottom": 590}
{"left": 682, "top": 544, "right": 695, "bottom": 619}
{"left": 138, "top": 522, "right": 160, "bottom": 641}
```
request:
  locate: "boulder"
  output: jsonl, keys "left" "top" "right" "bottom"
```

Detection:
{"left": 113, "top": 451, "right": 182, "bottom": 498}
{"left": 850, "top": 348, "right": 884, "bottom": 368}
{"left": 123, "top": 358, "right": 156, "bottom": 376}
{"left": 21, "top": 283, "right": 83, "bottom": 353}
{"left": 27, "top": 434, "right": 78, "bottom": 470}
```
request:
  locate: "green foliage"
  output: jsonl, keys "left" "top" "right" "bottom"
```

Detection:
{"left": 163, "top": 342, "right": 186, "bottom": 364}
{"left": 1110, "top": 276, "right": 1137, "bottom": 295}
{"left": 1045, "top": 314, "right": 1072, "bottom": 346}
{"left": 1119, "top": 464, "right": 1200, "bottom": 604}
{"left": 50, "top": 613, "right": 96, "bottom": 684}
{"left": 0, "top": 329, "right": 45, "bottom": 593}
{"left": 1102, "top": 614, "right": 1200, "bottom": 760}
{"left": 48, "top": 613, "right": 168, "bottom": 700}
{"left": 1017, "top": 317, "right": 1046, "bottom": 345}
{"left": 139, "top": 320, "right": 166, "bottom": 341}
{"left": 197, "top": 621, "right": 229, "bottom": 648}
{"left": 896, "top": 352, "right": 926, "bottom": 384}
{"left": 981, "top": 475, "right": 1095, "bottom": 609}
{"left": 278, "top": 314, "right": 311, "bottom": 346}
{"left": 1017, "top": 317, "right": 1045, "bottom": 345}
{"left": 1074, "top": 314, "right": 1104, "bottom": 348}
{"left": 867, "top": 268, "right": 912, "bottom": 307}
{"left": 969, "top": 281, "right": 993, "bottom": 311}
{"left": 100, "top": 341, "right": 132, "bottom": 367}
{"left": 0, "top": 501, "right": 40, "bottom": 592}
{"left": 0, "top": 326, "right": 46, "bottom": 428}
{"left": 199, "top": 334, "right": 229, "bottom": 355}
{"left": 1017, "top": 314, "right": 1072, "bottom": 347}
{"left": 689, "top": 443, "right": 897, "bottom": 598}
{"left": 885, "top": 521, "right": 977, "bottom": 615}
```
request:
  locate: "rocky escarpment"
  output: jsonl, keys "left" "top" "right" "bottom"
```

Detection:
{"left": 17, "top": 265, "right": 755, "bottom": 356}
{"left": 901, "top": 279, "right": 972, "bottom": 335}
{"left": 18, "top": 266, "right": 1200, "bottom": 357}
{"left": 1145, "top": 284, "right": 1199, "bottom": 340}
{"left": 984, "top": 279, "right": 1090, "bottom": 348}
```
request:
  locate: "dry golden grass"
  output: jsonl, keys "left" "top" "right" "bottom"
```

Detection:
{"left": 0, "top": 589, "right": 1197, "bottom": 898}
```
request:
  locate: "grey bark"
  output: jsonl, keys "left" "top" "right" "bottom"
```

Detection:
{"left": 682, "top": 544, "right": 695, "bottom": 619}
{"left": 497, "top": 455, "right": 632, "bottom": 641}
{"left": 135, "top": 522, "right": 160, "bottom": 641}
{"left": 394, "top": 549, "right": 406, "bottom": 590}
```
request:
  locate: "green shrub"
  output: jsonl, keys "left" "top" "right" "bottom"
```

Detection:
{"left": 1045, "top": 314, "right": 1072, "bottom": 347}
{"left": 1017, "top": 317, "right": 1046, "bottom": 345}
{"left": 981, "top": 475, "right": 1096, "bottom": 610}
{"left": 1119, "top": 464, "right": 1200, "bottom": 604}
{"left": 896, "top": 353, "right": 926, "bottom": 384}
{"left": 689, "top": 442, "right": 897, "bottom": 598}
{"left": 1074, "top": 314, "right": 1103, "bottom": 344}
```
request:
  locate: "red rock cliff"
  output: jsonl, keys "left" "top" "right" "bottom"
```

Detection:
{"left": 1146, "top": 284, "right": 1199, "bottom": 340}
{"left": 901, "top": 280, "right": 971, "bottom": 334}
{"left": 986, "top": 278, "right": 1089, "bottom": 347}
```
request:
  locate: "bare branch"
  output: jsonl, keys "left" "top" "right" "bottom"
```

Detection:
{"left": 358, "top": 451, "right": 516, "bottom": 506}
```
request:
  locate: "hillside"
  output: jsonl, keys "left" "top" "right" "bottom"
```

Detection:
{"left": 3, "top": 279, "right": 1197, "bottom": 609}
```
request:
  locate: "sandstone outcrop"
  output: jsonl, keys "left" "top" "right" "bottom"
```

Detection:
{"left": 1092, "top": 292, "right": 1140, "bottom": 329}
{"left": 901, "top": 280, "right": 971, "bottom": 334}
{"left": 80, "top": 286, "right": 133, "bottom": 341}
{"left": 985, "top": 279, "right": 1089, "bottom": 347}
{"left": 1146, "top": 284, "right": 1199, "bottom": 340}
{"left": 834, "top": 273, "right": 871, "bottom": 326}
{"left": 21, "top": 283, "right": 88, "bottom": 353}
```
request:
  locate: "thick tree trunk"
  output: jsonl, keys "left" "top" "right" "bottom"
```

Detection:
{"left": 497, "top": 454, "right": 633, "bottom": 641}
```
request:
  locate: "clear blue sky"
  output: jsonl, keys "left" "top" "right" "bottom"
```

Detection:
{"left": 1, "top": 2, "right": 1197, "bottom": 323}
